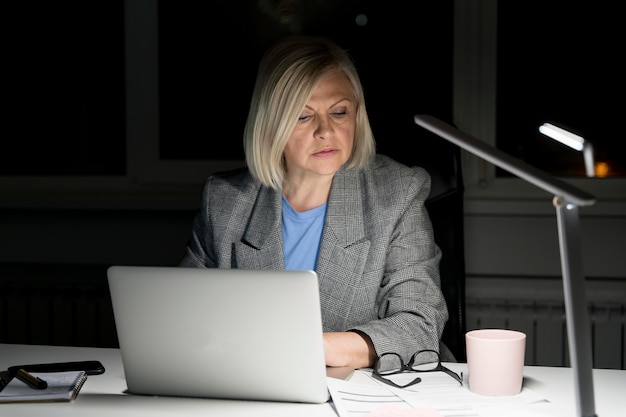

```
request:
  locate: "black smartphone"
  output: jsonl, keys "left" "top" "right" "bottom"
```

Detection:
{"left": 7, "top": 360, "right": 105, "bottom": 377}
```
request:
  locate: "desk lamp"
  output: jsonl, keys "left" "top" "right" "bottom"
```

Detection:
{"left": 539, "top": 122, "right": 595, "bottom": 177}
{"left": 414, "top": 115, "right": 597, "bottom": 417}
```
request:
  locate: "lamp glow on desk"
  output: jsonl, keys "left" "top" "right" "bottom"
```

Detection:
{"left": 539, "top": 122, "right": 595, "bottom": 177}
{"left": 414, "top": 115, "right": 597, "bottom": 417}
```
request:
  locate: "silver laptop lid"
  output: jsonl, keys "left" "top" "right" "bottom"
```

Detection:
{"left": 107, "top": 266, "right": 329, "bottom": 403}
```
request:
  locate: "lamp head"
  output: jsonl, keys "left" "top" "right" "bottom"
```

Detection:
{"left": 539, "top": 122, "right": 595, "bottom": 177}
{"left": 538, "top": 123, "right": 585, "bottom": 151}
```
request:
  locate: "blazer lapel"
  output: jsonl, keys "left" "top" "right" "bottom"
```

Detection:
{"left": 317, "top": 168, "right": 371, "bottom": 328}
{"left": 235, "top": 186, "right": 285, "bottom": 270}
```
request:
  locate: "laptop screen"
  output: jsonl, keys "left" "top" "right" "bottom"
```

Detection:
{"left": 107, "top": 266, "right": 330, "bottom": 403}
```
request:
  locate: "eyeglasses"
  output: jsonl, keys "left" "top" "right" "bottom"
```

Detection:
{"left": 372, "top": 349, "right": 463, "bottom": 389}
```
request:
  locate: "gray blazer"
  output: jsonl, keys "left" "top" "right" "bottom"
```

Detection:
{"left": 181, "top": 154, "right": 450, "bottom": 362}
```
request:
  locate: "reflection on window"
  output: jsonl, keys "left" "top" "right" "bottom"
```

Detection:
{"left": 496, "top": 3, "right": 625, "bottom": 178}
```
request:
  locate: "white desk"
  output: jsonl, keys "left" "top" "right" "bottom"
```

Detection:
{"left": 1, "top": 343, "right": 624, "bottom": 416}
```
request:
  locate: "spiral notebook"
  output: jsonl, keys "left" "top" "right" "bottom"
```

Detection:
{"left": 0, "top": 370, "right": 88, "bottom": 403}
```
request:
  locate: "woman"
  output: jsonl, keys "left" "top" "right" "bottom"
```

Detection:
{"left": 181, "top": 35, "right": 450, "bottom": 369}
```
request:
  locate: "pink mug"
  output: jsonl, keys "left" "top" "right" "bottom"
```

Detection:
{"left": 465, "top": 329, "right": 526, "bottom": 396}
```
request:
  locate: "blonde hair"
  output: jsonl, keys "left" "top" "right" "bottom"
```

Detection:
{"left": 244, "top": 36, "right": 376, "bottom": 189}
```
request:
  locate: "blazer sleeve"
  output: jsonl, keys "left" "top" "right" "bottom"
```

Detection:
{"left": 348, "top": 161, "right": 448, "bottom": 363}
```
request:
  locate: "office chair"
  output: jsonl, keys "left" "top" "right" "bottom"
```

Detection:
{"left": 380, "top": 126, "right": 467, "bottom": 362}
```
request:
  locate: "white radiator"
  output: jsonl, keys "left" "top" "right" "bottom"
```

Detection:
{"left": 466, "top": 297, "right": 625, "bottom": 369}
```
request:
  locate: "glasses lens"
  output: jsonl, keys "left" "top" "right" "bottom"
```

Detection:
{"left": 411, "top": 350, "right": 440, "bottom": 371}
{"left": 376, "top": 353, "right": 403, "bottom": 375}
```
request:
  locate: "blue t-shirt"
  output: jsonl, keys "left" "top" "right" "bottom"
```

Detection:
{"left": 282, "top": 195, "right": 327, "bottom": 271}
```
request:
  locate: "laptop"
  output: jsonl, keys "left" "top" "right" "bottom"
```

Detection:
{"left": 107, "top": 265, "right": 339, "bottom": 403}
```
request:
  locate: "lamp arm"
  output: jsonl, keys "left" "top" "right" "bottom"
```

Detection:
{"left": 414, "top": 115, "right": 597, "bottom": 417}
{"left": 582, "top": 142, "right": 595, "bottom": 178}
{"left": 414, "top": 115, "right": 595, "bottom": 206}
{"left": 554, "top": 197, "right": 597, "bottom": 417}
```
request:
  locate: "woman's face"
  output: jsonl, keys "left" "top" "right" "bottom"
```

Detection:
{"left": 283, "top": 71, "right": 356, "bottom": 183}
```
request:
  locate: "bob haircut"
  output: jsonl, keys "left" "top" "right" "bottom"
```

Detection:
{"left": 244, "top": 35, "right": 376, "bottom": 190}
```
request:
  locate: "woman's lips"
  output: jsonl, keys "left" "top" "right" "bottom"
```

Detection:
{"left": 313, "top": 149, "right": 337, "bottom": 157}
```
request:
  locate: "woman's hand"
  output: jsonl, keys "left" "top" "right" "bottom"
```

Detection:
{"left": 323, "top": 331, "right": 377, "bottom": 369}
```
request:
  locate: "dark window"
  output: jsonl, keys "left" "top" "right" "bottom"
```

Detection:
{"left": 3, "top": 1, "right": 454, "bottom": 176}
{"left": 2, "top": 2, "right": 126, "bottom": 176}
{"left": 497, "top": 2, "right": 625, "bottom": 178}
{"left": 157, "top": 0, "right": 454, "bottom": 166}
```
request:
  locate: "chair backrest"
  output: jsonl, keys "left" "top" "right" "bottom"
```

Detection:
{"left": 381, "top": 127, "right": 467, "bottom": 362}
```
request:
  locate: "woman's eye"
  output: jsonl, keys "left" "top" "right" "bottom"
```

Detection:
{"left": 331, "top": 109, "right": 348, "bottom": 117}
{"left": 298, "top": 115, "right": 311, "bottom": 122}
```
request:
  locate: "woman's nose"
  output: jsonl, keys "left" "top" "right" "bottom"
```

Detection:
{"left": 314, "top": 116, "right": 333, "bottom": 139}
